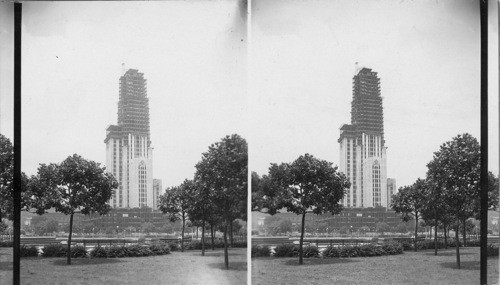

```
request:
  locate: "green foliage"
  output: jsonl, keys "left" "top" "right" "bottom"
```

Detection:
{"left": 322, "top": 245, "right": 340, "bottom": 258}
{"left": 71, "top": 245, "right": 88, "bottom": 258}
{"left": 273, "top": 244, "right": 300, "bottom": 257}
{"left": 338, "top": 245, "right": 359, "bottom": 257}
{"left": 381, "top": 241, "right": 404, "bottom": 255}
{"left": 20, "top": 245, "right": 39, "bottom": 257}
{"left": 167, "top": 242, "right": 180, "bottom": 251}
{"left": 149, "top": 244, "right": 171, "bottom": 255}
{"left": 251, "top": 245, "right": 271, "bottom": 257}
{"left": 232, "top": 241, "right": 247, "bottom": 248}
{"left": 302, "top": 245, "right": 320, "bottom": 258}
{"left": 0, "top": 240, "right": 13, "bottom": 247}
{"left": 42, "top": 244, "right": 67, "bottom": 257}
{"left": 90, "top": 246, "right": 108, "bottom": 258}
{"left": 487, "top": 244, "right": 499, "bottom": 257}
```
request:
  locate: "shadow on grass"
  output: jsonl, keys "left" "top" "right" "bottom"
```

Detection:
{"left": 207, "top": 261, "right": 247, "bottom": 271}
{"left": 196, "top": 251, "right": 244, "bottom": 258}
{"left": 440, "top": 261, "right": 480, "bottom": 270}
{"left": 0, "top": 261, "right": 13, "bottom": 271}
{"left": 283, "top": 258, "right": 360, "bottom": 266}
{"left": 52, "top": 258, "right": 125, "bottom": 266}
{"left": 424, "top": 251, "right": 475, "bottom": 257}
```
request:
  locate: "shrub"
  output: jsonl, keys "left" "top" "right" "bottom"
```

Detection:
{"left": 42, "top": 244, "right": 67, "bottom": 257}
{"left": 20, "top": 245, "right": 39, "bottom": 257}
{"left": 487, "top": 244, "right": 499, "bottom": 257}
{"left": 0, "top": 241, "right": 13, "bottom": 247}
{"left": 71, "top": 245, "right": 88, "bottom": 258}
{"left": 167, "top": 242, "right": 180, "bottom": 251}
{"left": 338, "top": 245, "right": 359, "bottom": 257}
{"left": 126, "top": 244, "right": 153, "bottom": 257}
{"left": 232, "top": 241, "right": 247, "bottom": 248}
{"left": 90, "top": 246, "right": 108, "bottom": 258}
{"left": 303, "top": 245, "right": 320, "bottom": 258}
{"left": 381, "top": 241, "right": 403, "bottom": 255}
{"left": 106, "top": 245, "right": 128, "bottom": 258}
{"left": 185, "top": 240, "right": 202, "bottom": 250}
{"left": 149, "top": 244, "right": 171, "bottom": 255}
{"left": 274, "top": 243, "right": 299, "bottom": 257}
{"left": 357, "top": 244, "right": 384, "bottom": 257}
{"left": 323, "top": 245, "right": 340, "bottom": 258}
{"left": 251, "top": 245, "right": 270, "bottom": 257}
{"left": 466, "top": 239, "right": 480, "bottom": 247}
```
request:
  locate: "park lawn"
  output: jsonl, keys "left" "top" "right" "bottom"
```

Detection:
{"left": 252, "top": 247, "right": 499, "bottom": 285}
{"left": 0, "top": 247, "right": 246, "bottom": 285}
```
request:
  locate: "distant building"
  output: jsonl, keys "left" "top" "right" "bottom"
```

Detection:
{"left": 153, "top": 179, "right": 163, "bottom": 210}
{"left": 105, "top": 68, "right": 160, "bottom": 209}
{"left": 339, "top": 65, "right": 396, "bottom": 208}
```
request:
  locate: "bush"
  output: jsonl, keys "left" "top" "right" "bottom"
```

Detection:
{"left": 167, "top": 242, "right": 180, "bottom": 251}
{"left": 126, "top": 244, "right": 153, "bottom": 257}
{"left": 487, "top": 244, "right": 499, "bottom": 257}
{"left": 185, "top": 240, "right": 202, "bottom": 250}
{"left": 232, "top": 241, "right": 247, "bottom": 248}
{"left": 251, "top": 245, "right": 271, "bottom": 257}
{"left": 149, "top": 244, "right": 171, "bottom": 255}
{"left": 20, "top": 245, "right": 39, "bottom": 257}
{"left": 357, "top": 244, "right": 384, "bottom": 257}
{"left": 381, "top": 241, "right": 403, "bottom": 255}
{"left": 0, "top": 240, "right": 13, "bottom": 247}
{"left": 42, "top": 244, "right": 67, "bottom": 257}
{"left": 71, "top": 245, "right": 88, "bottom": 258}
{"left": 90, "top": 246, "right": 108, "bottom": 258}
{"left": 303, "top": 245, "right": 320, "bottom": 258}
{"left": 106, "top": 245, "right": 128, "bottom": 258}
{"left": 274, "top": 243, "right": 299, "bottom": 257}
{"left": 323, "top": 245, "right": 340, "bottom": 258}
{"left": 338, "top": 245, "right": 358, "bottom": 257}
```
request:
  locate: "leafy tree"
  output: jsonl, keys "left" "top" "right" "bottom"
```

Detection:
{"left": 375, "top": 222, "right": 391, "bottom": 234}
{"left": 195, "top": 134, "right": 247, "bottom": 269}
{"left": 426, "top": 133, "right": 480, "bottom": 269}
{"left": 140, "top": 222, "right": 156, "bottom": 234}
{"left": 159, "top": 180, "right": 195, "bottom": 252}
{"left": 261, "top": 153, "right": 349, "bottom": 265}
{"left": 391, "top": 178, "right": 427, "bottom": 251}
{"left": 32, "top": 154, "right": 117, "bottom": 265}
{"left": 394, "top": 222, "right": 408, "bottom": 234}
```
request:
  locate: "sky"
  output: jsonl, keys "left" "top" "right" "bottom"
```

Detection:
{"left": 0, "top": 0, "right": 498, "bottom": 193}
{"left": 0, "top": 1, "right": 247, "bottom": 191}
{"left": 250, "top": 0, "right": 499, "bottom": 188}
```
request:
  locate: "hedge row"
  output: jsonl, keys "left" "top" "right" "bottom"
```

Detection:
{"left": 251, "top": 245, "right": 271, "bottom": 257}
{"left": 269, "top": 242, "right": 404, "bottom": 258}
{"left": 184, "top": 240, "right": 247, "bottom": 250}
{"left": 20, "top": 243, "right": 172, "bottom": 258}
{"left": 398, "top": 239, "right": 482, "bottom": 251}
{"left": 0, "top": 241, "right": 13, "bottom": 247}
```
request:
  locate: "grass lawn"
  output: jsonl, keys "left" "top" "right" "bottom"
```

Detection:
{"left": 252, "top": 247, "right": 499, "bottom": 285}
{"left": 0, "top": 247, "right": 247, "bottom": 285}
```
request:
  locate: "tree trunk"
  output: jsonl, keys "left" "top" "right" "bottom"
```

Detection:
{"left": 434, "top": 222, "right": 438, "bottom": 256}
{"left": 196, "top": 226, "right": 199, "bottom": 239}
{"left": 211, "top": 224, "right": 215, "bottom": 250}
{"left": 414, "top": 214, "right": 418, "bottom": 252}
{"left": 455, "top": 218, "right": 461, "bottom": 269}
{"left": 201, "top": 219, "right": 206, "bottom": 256}
{"left": 67, "top": 213, "right": 74, "bottom": 265}
{"left": 444, "top": 223, "right": 448, "bottom": 249}
{"left": 230, "top": 219, "right": 234, "bottom": 248}
{"left": 461, "top": 219, "right": 467, "bottom": 247}
{"left": 299, "top": 211, "right": 306, "bottom": 265}
{"left": 181, "top": 215, "right": 185, "bottom": 252}
{"left": 223, "top": 222, "right": 229, "bottom": 270}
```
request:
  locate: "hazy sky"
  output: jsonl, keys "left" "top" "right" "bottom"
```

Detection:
{"left": 250, "top": 0, "right": 498, "bottom": 188}
{"left": 2, "top": 1, "right": 247, "bottom": 190}
{"left": 0, "top": 0, "right": 498, "bottom": 193}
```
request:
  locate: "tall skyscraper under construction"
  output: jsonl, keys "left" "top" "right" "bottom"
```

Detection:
{"left": 338, "top": 65, "right": 396, "bottom": 208}
{"left": 105, "top": 68, "right": 160, "bottom": 209}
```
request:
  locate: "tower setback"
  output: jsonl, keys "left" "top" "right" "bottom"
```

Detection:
{"left": 339, "top": 66, "right": 395, "bottom": 208}
{"left": 105, "top": 69, "right": 160, "bottom": 210}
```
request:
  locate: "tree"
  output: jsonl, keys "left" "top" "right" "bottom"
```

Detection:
{"left": 195, "top": 134, "right": 247, "bottom": 269}
{"left": 140, "top": 222, "right": 156, "bottom": 234}
{"left": 375, "top": 222, "right": 391, "bottom": 234}
{"left": 426, "top": 133, "right": 480, "bottom": 269}
{"left": 261, "top": 153, "right": 349, "bottom": 265}
{"left": 394, "top": 222, "right": 408, "bottom": 234}
{"left": 391, "top": 178, "right": 427, "bottom": 251}
{"left": 159, "top": 180, "right": 195, "bottom": 252}
{"left": 33, "top": 154, "right": 117, "bottom": 265}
